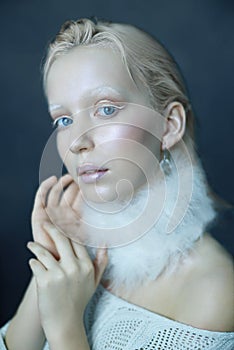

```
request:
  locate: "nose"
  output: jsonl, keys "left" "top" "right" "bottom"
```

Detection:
{"left": 69, "top": 134, "right": 95, "bottom": 154}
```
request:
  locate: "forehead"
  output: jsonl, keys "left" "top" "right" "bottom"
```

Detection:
{"left": 46, "top": 46, "right": 143, "bottom": 108}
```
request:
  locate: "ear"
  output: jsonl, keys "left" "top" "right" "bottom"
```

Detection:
{"left": 161, "top": 102, "right": 186, "bottom": 150}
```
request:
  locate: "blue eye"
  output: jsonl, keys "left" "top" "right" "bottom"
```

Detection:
{"left": 103, "top": 106, "right": 116, "bottom": 115}
{"left": 53, "top": 117, "right": 73, "bottom": 129}
{"left": 96, "top": 105, "right": 118, "bottom": 117}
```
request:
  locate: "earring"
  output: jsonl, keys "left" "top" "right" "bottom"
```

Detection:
{"left": 160, "top": 149, "right": 172, "bottom": 175}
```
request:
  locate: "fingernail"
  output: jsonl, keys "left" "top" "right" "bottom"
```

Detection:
{"left": 27, "top": 243, "right": 36, "bottom": 251}
{"left": 47, "top": 175, "right": 57, "bottom": 182}
{"left": 28, "top": 258, "right": 35, "bottom": 266}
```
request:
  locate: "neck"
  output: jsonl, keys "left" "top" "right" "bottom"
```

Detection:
{"left": 83, "top": 152, "right": 216, "bottom": 295}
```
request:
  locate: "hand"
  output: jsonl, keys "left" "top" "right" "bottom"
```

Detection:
{"left": 31, "top": 174, "right": 81, "bottom": 258}
{"left": 27, "top": 224, "right": 108, "bottom": 344}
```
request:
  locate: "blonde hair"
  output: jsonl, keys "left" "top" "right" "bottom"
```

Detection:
{"left": 42, "top": 18, "right": 231, "bottom": 211}
{"left": 42, "top": 18, "right": 194, "bottom": 146}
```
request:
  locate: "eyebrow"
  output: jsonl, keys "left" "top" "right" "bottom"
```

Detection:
{"left": 48, "top": 104, "right": 63, "bottom": 112}
{"left": 48, "top": 85, "right": 126, "bottom": 113}
{"left": 90, "top": 86, "right": 123, "bottom": 98}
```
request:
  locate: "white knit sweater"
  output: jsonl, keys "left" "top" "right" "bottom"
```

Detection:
{"left": 1, "top": 284, "right": 234, "bottom": 350}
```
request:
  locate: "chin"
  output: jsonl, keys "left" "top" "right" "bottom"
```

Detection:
{"left": 80, "top": 184, "right": 120, "bottom": 204}
{"left": 80, "top": 176, "right": 142, "bottom": 204}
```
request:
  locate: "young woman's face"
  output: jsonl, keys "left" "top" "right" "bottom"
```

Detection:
{"left": 46, "top": 47, "right": 164, "bottom": 203}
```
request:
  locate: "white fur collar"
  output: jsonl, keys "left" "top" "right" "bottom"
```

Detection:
{"left": 82, "top": 152, "right": 216, "bottom": 295}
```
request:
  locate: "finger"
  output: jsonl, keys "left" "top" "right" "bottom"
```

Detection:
{"left": 71, "top": 189, "right": 82, "bottom": 213}
{"left": 93, "top": 248, "right": 108, "bottom": 288}
{"left": 47, "top": 174, "right": 73, "bottom": 207}
{"left": 33, "top": 176, "right": 57, "bottom": 209}
{"left": 60, "top": 181, "right": 80, "bottom": 208}
{"left": 27, "top": 242, "right": 58, "bottom": 270}
{"left": 29, "top": 258, "right": 47, "bottom": 278}
{"left": 71, "top": 240, "right": 93, "bottom": 261}
{"left": 43, "top": 223, "right": 77, "bottom": 263}
{"left": 31, "top": 223, "right": 60, "bottom": 260}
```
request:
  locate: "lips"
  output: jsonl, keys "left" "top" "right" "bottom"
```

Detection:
{"left": 77, "top": 163, "right": 109, "bottom": 184}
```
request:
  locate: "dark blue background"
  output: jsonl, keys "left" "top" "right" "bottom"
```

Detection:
{"left": 0, "top": 0, "right": 233, "bottom": 326}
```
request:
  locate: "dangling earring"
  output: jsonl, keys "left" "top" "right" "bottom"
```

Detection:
{"left": 160, "top": 149, "right": 172, "bottom": 175}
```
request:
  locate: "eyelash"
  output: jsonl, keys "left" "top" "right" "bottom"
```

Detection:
{"left": 52, "top": 116, "right": 73, "bottom": 129}
{"left": 94, "top": 104, "right": 124, "bottom": 118}
{"left": 51, "top": 103, "right": 124, "bottom": 129}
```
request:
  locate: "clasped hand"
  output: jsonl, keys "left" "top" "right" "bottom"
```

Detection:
{"left": 28, "top": 174, "right": 108, "bottom": 343}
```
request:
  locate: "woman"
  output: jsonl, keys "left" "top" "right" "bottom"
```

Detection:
{"left": 1, "top": 18, "right": 233, "bottom": 349}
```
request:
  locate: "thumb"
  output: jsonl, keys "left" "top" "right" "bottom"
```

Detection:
{"left": 93, "top": 248, "right": 108, "bottom": 288}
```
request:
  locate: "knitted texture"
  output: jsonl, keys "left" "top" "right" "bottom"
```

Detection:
{"left": 84, "top": 285, "right": 234, "bottom": 350}
{"left": 1, "top": 284, "right": 234, "bottom": 349}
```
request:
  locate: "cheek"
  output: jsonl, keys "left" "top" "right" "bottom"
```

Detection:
{"left": 56, "top": 132, "right": 71, "bottom": 163}
{"left": 99, "top": 126, "right": 161, "bottom": 178}
{"left": 104, "top": 125, "right": 161, "bottom": 159}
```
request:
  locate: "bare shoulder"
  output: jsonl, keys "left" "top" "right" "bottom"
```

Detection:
{"left": 175, "top": 234, "right": 234, "bottom": 332}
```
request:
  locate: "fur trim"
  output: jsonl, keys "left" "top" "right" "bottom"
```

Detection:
{"left": 84, "top": 150, "right": 216, "bottom": 295}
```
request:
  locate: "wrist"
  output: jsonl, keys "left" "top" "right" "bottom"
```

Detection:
{"left": 47, "top": 322, "right": 89, "bottom": 350}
